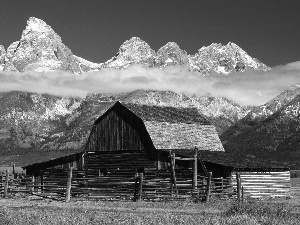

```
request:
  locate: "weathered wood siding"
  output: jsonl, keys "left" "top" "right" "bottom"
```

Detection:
{"left": 231, "top": 171, "right": 290, "bottom": 198}
{"left": 86, "top": 151, "right": 157, "bottom": 176}
{"left": 86, "top": 108, "right": 154, "bottom": 152}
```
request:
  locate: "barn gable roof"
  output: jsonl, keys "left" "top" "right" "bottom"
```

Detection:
{"left": 122, "top": 103, "right": 210, "bottom": 124}
{"left": 94, "top": 102, "right": 224, "bottom": 151}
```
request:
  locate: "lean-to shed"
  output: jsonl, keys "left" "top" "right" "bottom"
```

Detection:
{"left": 172, "top": 149, "right": 290, "bottom": 198}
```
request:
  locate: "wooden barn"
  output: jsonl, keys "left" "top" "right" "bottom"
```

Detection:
{"left": 24, "top": 101, "right": 224, "bottom": 172}
{"left": 22, "top": 101, "right": 225, "bottom": 200}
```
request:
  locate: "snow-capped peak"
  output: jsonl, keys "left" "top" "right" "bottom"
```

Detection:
{"left": 22, "top": 17, "right": 59, "bottom": 39}
{"left": 2, "top": 17, "right": 101, "bottom": 73}
{"left": 155, "top": 42, "right": 189, "bottom": 67}
{"left": 104, "top": 37, "right": 156, "bottom": 69}
{"left": 2, "top": 17, "right": 271, "bottom": 76}
{"left": 0, "top": 45, "right": 6, "bottom": 71}
{"left": 189, "top": 42, "right": 271, "bottom": 75}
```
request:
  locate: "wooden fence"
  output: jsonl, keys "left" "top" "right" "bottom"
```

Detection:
{"left": 141, "top": 169, "right": 236, "bottom": 201}
{"left": 0, "top": 170, "right": 30, "bottom": 197}
{"left": 2, "top": 169, "right": 291, "bottom": 201}
{"left": 231, "top": 171, "right": 290, "bottom": 198}
{"left": 1, "top": 168, "right": 237, "bottom": 202}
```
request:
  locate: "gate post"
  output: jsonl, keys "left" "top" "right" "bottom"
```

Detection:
{"left": 205, "top": 172, "right": 212, "bottom": 203}
{"left": 236, "top": 172, "right": 242, "bottom": 202}
{"left": 65, "top": 163, "right": 73, "bottom": 202}
{"left": 192, "top": 148, "right": 198, "bottom": 191}
{"left": 4, "top": 170, "right": 9, "bottom": 197}
{"left": 137, "top": 173, "right": 143, "bottom": 201}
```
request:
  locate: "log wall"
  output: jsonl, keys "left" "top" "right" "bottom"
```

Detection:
{"left": 86, "top": 151, "right": 157, "bottom": 176}
{"left": 231, "top": 171, "right": 290, "bottom": 198}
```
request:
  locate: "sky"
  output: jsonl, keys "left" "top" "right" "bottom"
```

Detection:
{"left": 0, "top": 0, "right": 300, "bottom": 106}
{"left": 0, "top": 0, "right": 300, "bottom": 67}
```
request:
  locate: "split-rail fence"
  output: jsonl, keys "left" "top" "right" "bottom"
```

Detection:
{"left": 1, "top": 168, "right": 238, "bottom": 202}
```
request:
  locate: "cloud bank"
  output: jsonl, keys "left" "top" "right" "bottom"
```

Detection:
{"left": 1, "top": 62, "right": 300, "bottom": 106}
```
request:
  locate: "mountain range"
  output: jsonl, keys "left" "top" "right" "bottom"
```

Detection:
{"left": 0, "top": 17, "right": 300, "bottom": 169}
{"left": 0, "top": 17, "right": 270, "bottom": 74}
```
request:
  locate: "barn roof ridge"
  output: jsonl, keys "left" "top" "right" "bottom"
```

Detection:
{"left": 115, "top": 101, "right": 211, "bottom": 125}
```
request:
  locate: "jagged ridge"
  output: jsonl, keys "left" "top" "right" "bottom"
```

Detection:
{"left": 0, "top": 17, "right": 270, "bottom": 75}
{"left": 0, "top": 17, "right": 102, "bottom": 73}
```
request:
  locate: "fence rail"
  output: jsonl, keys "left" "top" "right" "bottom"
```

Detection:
{"left": 1, "top": 168, "right": 237, "bottom": 202}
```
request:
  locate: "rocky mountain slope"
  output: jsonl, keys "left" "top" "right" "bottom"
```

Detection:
{"left": 0, "top": 45, "right": 5, "bottom": 70}
{"left": 103, "top": 37, "right": 270, "bottom": 74}
{"left": 113, "top": 90, "right": 250, "bottom": 134}
{"left": 0, "top": 17, "right": 270, "bottom": 75}
{"left": 0, "top": 92, "right": 82, "bottom": 153}
{"left": 221, "top": 85, "right": 300, "bottom": 141}
{"left": 188, "top": 42, "right": 270, "bottom": 75}
{"left": 155, "top": 42, "right": 189, "bottom": 67}
{"left": 222, "top": 91, "right": 300, "bottom": 169}
{"left": 104, "top": 37, "right": 156, "bottom": 69}
{"left": 0, "top": 89, "right": 250, "bottom": 165}
{"left": 3, "top": 88, "right": 300, "bottom": 168}
{"left": 0, "top": 17, "right": 102, "bottom": 73}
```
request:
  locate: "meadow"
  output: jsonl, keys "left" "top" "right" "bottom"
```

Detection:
{"left": 0, "top": 178, "right": 300, "bottom": 225}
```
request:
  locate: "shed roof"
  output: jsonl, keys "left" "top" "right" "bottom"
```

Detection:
{"left": 170, "top": 149, "right": 290, "bottom": 170}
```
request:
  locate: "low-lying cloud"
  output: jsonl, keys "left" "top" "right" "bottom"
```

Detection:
{"left": 1, "top": 61, "right": 300, "bottom": 106}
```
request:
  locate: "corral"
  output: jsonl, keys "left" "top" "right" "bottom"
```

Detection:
{"left": 174, "top": 150, "right": 290, "bottom": 198}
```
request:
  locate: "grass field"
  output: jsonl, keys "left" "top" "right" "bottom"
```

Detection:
{"left": 0, "top": 178, "right": 300, "bottom": 224}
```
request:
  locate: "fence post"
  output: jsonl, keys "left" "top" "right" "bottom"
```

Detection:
{"left": 169, "top": 152, "right": 173, "bottom": 196}
{"left": 221, "top": 177, "right": 223, "bottom": 191}
{"left": 40, "top": 171, "right": 44, "bottom": 193}
{"left": 205, "top": 172, "right": 212, "bottom": 203}
{"left": 192, "top": 148, "right": 198, "bottom": 191}
{"left": 133, "top": 173, "right": 138, "bottom": 201}
{"left": 4, "top": 170, "right": 9, "bottom": 197}
{"left": 65, "top": 163, "right": 73, "bottom": 202}
{"left": 157, "top": 150, "right": 162, "bottom": 170}
{"left": 171, "top": 153, "right": 178, "bottom": 196}
{"left": 236, "top": 172, "right": 242, "bottom": 202}
{"left": 0, "top": 174, "right": 2, "bottom": 196}
{"left": 242, "top": 186, "right": 244, "bottom": 202}
{"left": 169, "top": 150, "right": 177, "bottom": 196}
{"left": 138, "top": 173, "right": 143, "bottom": 201}
{"left": 31, "top": 174, "right": 35, "bottom": 193}
{"left": 12, "top": 164, "right": 15, "bottom": 178}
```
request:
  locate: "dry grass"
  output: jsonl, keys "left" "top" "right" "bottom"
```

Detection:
{"left": 0, "top": 178, "right": 300, "bottom": 225}
{"left": 0, "top": 198, "right": 300, "bottom": 225}
{"left": 0, "top": 199, "right": 224, "bottom": 225}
